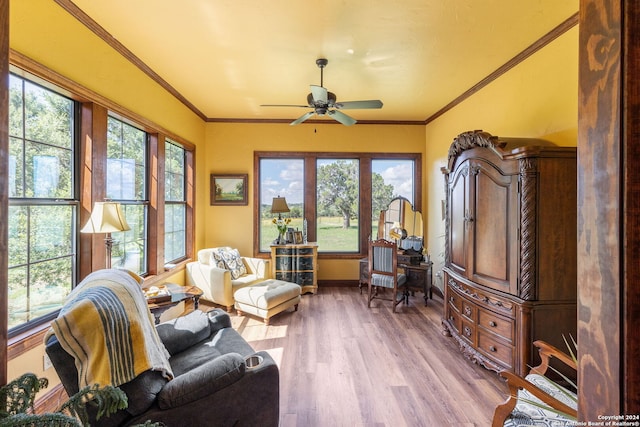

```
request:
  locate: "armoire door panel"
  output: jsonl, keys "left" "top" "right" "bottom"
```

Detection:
{"left": 470, "top": 162, "right": 517, "bottom": 293}
{"left": 448, "top": 164, "right": 468, "bottom": 276}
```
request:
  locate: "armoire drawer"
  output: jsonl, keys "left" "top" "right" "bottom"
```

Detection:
{"left": 477, "top": 330, "right": 513, "bottom": 369}
{"left": 445, "top": 306, "right": 461, "bottom": 334}
{"left": 461, "top": 300, "right": 476, "bottom": 322}
{"left": 447, "top": 288, "right": 463, "bottom": 313}
{"left": 460, "top": 319, "right": 475, "bottom": 345}
{"left": 478, "top": 309, "right": 514, "bottom": 342}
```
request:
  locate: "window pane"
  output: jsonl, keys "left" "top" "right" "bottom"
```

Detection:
{"left": 165, "top": 142, "right": 185, "bottom": 201}
{"left": 107, "top": 116, "right": 147, "bottom": 274}
{"left": 8, "top": 137, "right": 23, "bottom": 198}
{"left": 316, "top": 159, "right": 359, "bottom": 252}
{"left": 26, "top": 142, "right": 73, "bottom": 199}
{"left": 112, "top": 204, "right": 147, "bottom": 275}
{"left": 8, "top": 75, "right": 23, "bottom": 138}
{"left": 8, "top": 206, "right": 75, "bottom": 329}
{"left": 8, "top": 73, "right": 77, "bottom": 334}
{"left": 371, "top": 159, "right": 415, "bottom": 237}
{"left": 23, "top": 80, "right": 74, "bottom": 148}
{"left": 107, "top": 117, "right": 146, "bottom": 200}
{"left": 30, "top": 205, "right": 74, "bottom": 263}
{"left": 164, "top": 141, "right": 186, "bottom": 263}
{"left": 164, "top": 203, "right": 186, "bottom": 263}
{"left": 8, "top": 205, "right": 28, "bottom": 267}
{"left": 259, "top": 158, "right": 304, "bottom": 251}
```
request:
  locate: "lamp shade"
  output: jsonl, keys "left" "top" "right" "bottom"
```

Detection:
{"left": 81, "top": 202, "right": 131, "bottom": 234}
{"left": 271, "top": 197, "right": 290, "bottom": 214}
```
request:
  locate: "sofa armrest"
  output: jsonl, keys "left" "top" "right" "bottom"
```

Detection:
{"left": 186, "top": 261, "right": 234, "bottom": 308}
{"left": 243, "top": 257, "right": 272, "bottom": 279}
{"left": 207, "top": 308, "right": 232, "bottom": 333}
{"left": 157, "top": 353, "right": 245, "bottom": 409}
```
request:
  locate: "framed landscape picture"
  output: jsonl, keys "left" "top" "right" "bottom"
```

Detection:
{"left": 210, "top": 174, "right": 248, "bottom": 205}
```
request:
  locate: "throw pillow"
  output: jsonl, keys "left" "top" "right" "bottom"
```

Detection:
{"left": 219, "top": 248, "right": 247, "bottom": 279}
{"left": 209, "top": 249, "right": 226, "bottom": 269}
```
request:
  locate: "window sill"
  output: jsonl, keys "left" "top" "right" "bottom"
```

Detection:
{"left": 8, "top": 260, "right": 191, "bottom": 361}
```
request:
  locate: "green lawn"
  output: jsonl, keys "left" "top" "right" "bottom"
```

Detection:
{"left": 260, "top": 217, "right": 378, "bottom": 251}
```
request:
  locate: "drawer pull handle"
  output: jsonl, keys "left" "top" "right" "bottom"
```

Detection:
{"left": 449, "top": 316, "right": 454, "bottom": 322}
{"left": 449, "top": 296, "right": 455, "bottom": 303}
{"left": 489, "top": 345, "right": 497, "bottom": 352}
{"left": 464, "top": 306, "right": 472, "bottom": 316}
{"left": 489, "top": 321, "right": 497, "bottom": 327}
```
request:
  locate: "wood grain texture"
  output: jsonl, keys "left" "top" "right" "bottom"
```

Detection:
{"left": 577, "top": 0, "right": 622, "bottom": 420}
{"left": 0, "top": 0, "right": 9, "bottom": 386}
{"left": 204, "top": 287, "right": 507, "bottom": 426}
{"left": 622, "top": 0, "right": 640, "bottom": 413}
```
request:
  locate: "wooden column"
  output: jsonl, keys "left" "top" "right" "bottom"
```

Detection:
{"left": 577, "top": 0, "right": 640, "bottom": 419}
{"left": 0, "top": 0, "right": 9, "bottom": 386}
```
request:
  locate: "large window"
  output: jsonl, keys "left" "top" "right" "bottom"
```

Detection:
{"left": 371, "top": 159, "right": 415, "bottom": 238}
{"left": 255, "top": 152, "right": 421, "bottom": 256}
{"left": 6, "top": 62, "right": 196, "bottom": 345}
{"left": 258, "top": 158, "right": 304, "bottom": 251}
{"left": 7, "top": 74, "right": 77, "bottom": 332}
{"left": 316, "top": 159, "right": 360, "bottom": 251}
{"left": 164, "top": 140, "right": 187, "bottom": 264}
{"left": 107, "top": 116, "right": 148, "bottom": 274}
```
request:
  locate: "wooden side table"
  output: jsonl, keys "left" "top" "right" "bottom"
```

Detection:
{"left": 145, "top": 283, "right": 203, "bottom": 324}
{"left": 270, "top": 243, "right": 318, "bottom": 294}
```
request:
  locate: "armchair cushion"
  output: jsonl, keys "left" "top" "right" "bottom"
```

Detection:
{"left": 503, "top": 374, "right": 577, "bottom": 426}
{"left": 156, "top": 310, "right": 212, "bottom": 356}
{"left": 158, "top": 353, "right": 245, "bottom": 409}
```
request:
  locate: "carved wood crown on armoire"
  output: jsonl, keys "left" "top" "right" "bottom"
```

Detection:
{"left": 441, "top": 130, "right": 577, "bottom": 376}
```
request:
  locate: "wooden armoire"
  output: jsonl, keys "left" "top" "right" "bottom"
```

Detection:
{"left": 441, "top": 130, "right": 577, "bottom": 376}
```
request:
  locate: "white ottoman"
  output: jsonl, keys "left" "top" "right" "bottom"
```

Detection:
{"left": 234, "top": 279, "right": 301, "bottom": 325}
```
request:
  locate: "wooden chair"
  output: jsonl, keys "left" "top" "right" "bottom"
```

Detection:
{"left": 492, "top": 340, "right": 578, "bottom": 427}
{"left": 367, "top": 238, "right": 407, "bottom": 313}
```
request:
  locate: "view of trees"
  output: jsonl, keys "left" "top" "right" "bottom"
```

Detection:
{"left": 7, "top": 74, "right": 76, "bottom": 330}
{"left": 259, "top": 157, "right": 400, "bottom": 252}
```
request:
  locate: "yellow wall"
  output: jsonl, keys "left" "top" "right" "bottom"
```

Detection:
{"left": 423, "top": 27, "right": 579, "bottom": 293}
{"left": 200, "top": 122, "right": 426, "bottom": 280}
{"left": 9, "top": 0, "right": 205, "bottom": 144}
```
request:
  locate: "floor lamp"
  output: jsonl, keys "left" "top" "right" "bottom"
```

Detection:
{"left": 81, "top": 201, "right": 131, "bottom": 269}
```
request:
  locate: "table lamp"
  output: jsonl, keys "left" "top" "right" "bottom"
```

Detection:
{"left": 81, "top": 201, "right": 131, "bottom": 269}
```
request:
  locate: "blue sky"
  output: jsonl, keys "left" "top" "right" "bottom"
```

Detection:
{"left": 260, "top": 158, "right": 414, "bottom": 205}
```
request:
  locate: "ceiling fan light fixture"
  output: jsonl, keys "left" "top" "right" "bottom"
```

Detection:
{"left": 262, "top": 58, "right": 382, "bottom": 126}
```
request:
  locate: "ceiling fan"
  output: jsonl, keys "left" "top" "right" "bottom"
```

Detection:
{"left": 261, "top": 58, "right": 383, "bottom": 126}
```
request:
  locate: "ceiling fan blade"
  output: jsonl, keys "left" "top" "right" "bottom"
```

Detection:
{"left": 328, "top": 110, "right": 357, "bottom": 126}
{"left": 261, "top": 104, "right": 310, "bottom": 108}
{"left": 290, "top": 111, "right": 315, "bottom": 126}
{"left": 310, "top": 85, "right": 328, "bottom": 104}
{"left": 335, "top": 100, "right": 383, "bottom": 109}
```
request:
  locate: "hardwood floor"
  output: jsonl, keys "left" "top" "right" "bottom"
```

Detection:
{"left": 205, "top": 286, "right": 508, "bottom": 426}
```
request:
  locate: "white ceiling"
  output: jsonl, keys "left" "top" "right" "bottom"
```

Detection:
{"left": 69, "top": 0, "right": 578, "bottom": 124}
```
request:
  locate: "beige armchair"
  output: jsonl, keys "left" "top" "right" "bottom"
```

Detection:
{"left": 186, "top": 247, "right": 272, "bottom": 312}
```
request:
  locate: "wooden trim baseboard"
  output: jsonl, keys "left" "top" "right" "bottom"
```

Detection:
{"left": 35, "top": 383, "right": 68, "bottom": 414}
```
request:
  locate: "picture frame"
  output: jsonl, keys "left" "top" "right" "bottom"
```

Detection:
{"left": 293, "top": 231, "right": 303, "bottom": 244}
{"left": 210, "top": 174, "right": 248, "bottom": 205}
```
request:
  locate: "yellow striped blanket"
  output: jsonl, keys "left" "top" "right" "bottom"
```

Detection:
{"left": 45, "top": 269, "right": 173, "bottom": 388}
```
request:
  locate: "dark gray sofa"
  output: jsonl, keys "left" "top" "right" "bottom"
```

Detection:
{"left": 45, "top": 309, "right": 279, "bottom": 427}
